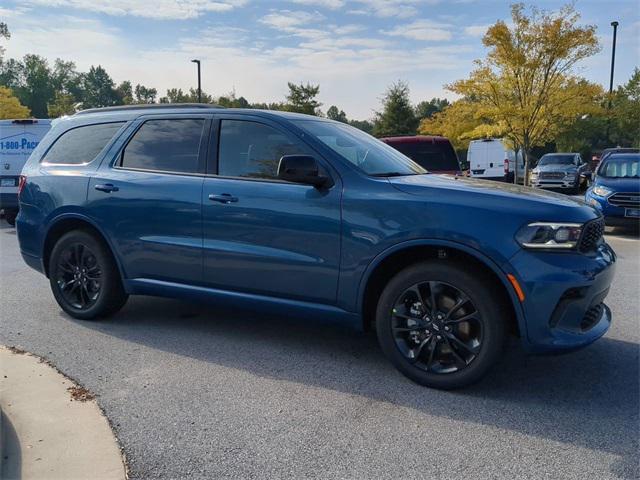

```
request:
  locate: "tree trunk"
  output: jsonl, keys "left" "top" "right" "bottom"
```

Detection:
{"left": 523, "top": 147, "right": 530, "bottom": 187}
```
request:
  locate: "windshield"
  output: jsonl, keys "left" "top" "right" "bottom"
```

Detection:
{"left": 294, "top": 120, "right": 426, "bottom": 176}
{"left": 598, "top": 155, "right": 640, "bottom": 178}
{"left": 538, "top": 155, "right": 575, "bottom": 166}
{"left": 389, "top": 141, "right": 459, "bottom": 171}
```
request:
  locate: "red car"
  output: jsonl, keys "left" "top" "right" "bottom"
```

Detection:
{"left": 380, "top": 135, "right": 461, "bottom": 174}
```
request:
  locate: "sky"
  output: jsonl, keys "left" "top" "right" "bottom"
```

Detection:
{"left": 1, "top": 0, "right": 639, "bottom": 119}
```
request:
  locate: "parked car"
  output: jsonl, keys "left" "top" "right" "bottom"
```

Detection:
{"left": 17, "top": 105, "right": 615, "bottom": 389}
{"left": 591, "top": 148, "right": 640, "bottom": 172}
{"left": 467, "top": 138, "right": 524, "bottom": 183}
{"left": 585, "top": 153, "right": 639, "bottom": 227}
{"left": 529, "top": 153, "right": 591, "bottom": 194}
{"left": 380, "top": 135, "right": 461, "bottom": 174}
{"left": 0, "top": 119, "right": 52, "bottom": 225}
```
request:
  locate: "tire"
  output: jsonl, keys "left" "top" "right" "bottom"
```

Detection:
{"left": 376, "top": 260, "right": 507, "bottom": 389}
{"left": 4, "top": 213, "right": 16, "bottom": 226}
{"left": 48, "top": 230, "right": 128, "bottom": 320}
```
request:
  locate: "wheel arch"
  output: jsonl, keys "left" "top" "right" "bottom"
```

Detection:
{"left": 42, "top": 213, "right": 125, "bottom": 281}
{"left": 358, "top": 240, "right": 526, "bottom": 338}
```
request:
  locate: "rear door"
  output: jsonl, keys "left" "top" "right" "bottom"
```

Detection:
{"left": 87, "top": 114, "right": 210, "bottom": 285}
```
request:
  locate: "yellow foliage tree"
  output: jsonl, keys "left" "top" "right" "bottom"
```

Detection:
{"left": 441, "top": 3, "right": 602, "bottom": 183}
{"left": 0, "top": 86, "right": 31, "bottom": 119}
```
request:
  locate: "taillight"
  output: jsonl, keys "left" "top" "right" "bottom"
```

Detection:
{"left": 504, "top": 159, "right": 509, "bottom": 174}
{"left": 18, "top": 175, "right": 27, "bottom": 196}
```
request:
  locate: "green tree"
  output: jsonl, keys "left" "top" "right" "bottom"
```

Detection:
{"left": 284, "top": 82, "right": 321, "bottom": 115}
{"left": 415, "top": 97, "right": 450, "bottom": 122}
{"left": 372, "top": 81, "right": 418, "bottom": 137}
{"left": 116, "top": 81, "right": 133, "bottom": 105}
{"left": 0, "top": 22, "right": 9, "bottom": 61}
{"left": 327, "top": 105, "right": 348, "bottom": 122}
{"left": 51, "top": 59, "right": 83, "bottom": 101}
{"left": 349, "top": 119, "right": 374, "bottom": 134}
{"left": 48, "top": 92, "right": 78, "bottom": 117}
{"left": 134, "top": 83, "right": 157, "bottom": 104}
{"left": 0, "top": 86, "right": 30, "bottom": 119}
{"left": 82, "top": 65, "right": 119, "bottom": 108}
{"left": 0, "top": 55, "right": 54, "bottom": 117}
{"left": 610, "top": 68, "right": 640, "bottom": 147}
{"left": 448, "top": 3, "right": 601, "bottom": 183}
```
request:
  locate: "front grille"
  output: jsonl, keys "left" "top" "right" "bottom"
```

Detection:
{"left": 579, "top": 217, "right": 605, "bottom": 252}
{"left": 580, "top": 303, "right": 604, "bottom": 331}
{"left": 540, "top": 172, "right": 565, "bottom": 180}
{"left": 608, "top": 192, "right": 640, "bottom": 208}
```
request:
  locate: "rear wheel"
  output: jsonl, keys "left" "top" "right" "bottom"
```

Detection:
{"left": 49, "top": 230, "right": 128, "bottom": 320}
{"left": 376, "top": 261, "right": 507, "bottom": 389}
{"left": 4, "top": 212, "right": 16, "bottom": 226}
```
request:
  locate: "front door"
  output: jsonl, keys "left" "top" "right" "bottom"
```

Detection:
{"left": 87, "top": 115, "right": 210, "bottom": 285}
{"left": 202, "top": 116, "right": 342, "bottom": 304}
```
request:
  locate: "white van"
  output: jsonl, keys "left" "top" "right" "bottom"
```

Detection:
{"left": 467, "top": 138, "right": 524, "bottom": 183}
{"left": 0, "top": 119, "right": 52, "bottom": 225}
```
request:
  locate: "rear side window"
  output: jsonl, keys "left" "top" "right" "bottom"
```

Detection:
{"left": 217, "top": 120, "right": 307, "bottom": 179}
{"left": 121, "top": 119, "right": 205, "bottom": 174}
{"left": 43, "top": 122, "right": 124, "bottom": 165}
{"left": 390, "top": 141, "right": 459, "bottom": 171}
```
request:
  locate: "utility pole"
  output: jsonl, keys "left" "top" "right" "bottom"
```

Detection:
{"left": 191, "top": 59, "right": 201, "bottom": 103}
{"left": 606, "top": 21, "right": 619, "bottom": 144}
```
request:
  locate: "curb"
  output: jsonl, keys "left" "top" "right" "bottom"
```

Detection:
{"left": 0, "top": 346, "right": 127, "bottom": 479}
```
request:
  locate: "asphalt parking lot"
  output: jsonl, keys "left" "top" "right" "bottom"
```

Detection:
{"left": 1, "top": 220, "right": 638, "bottom": 480}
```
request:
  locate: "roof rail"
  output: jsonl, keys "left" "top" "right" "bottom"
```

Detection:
{"left": 75, "top": 103, "right": 224, "bottom": 115}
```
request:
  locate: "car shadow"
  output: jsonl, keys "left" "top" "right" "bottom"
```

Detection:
{"left": 69, "top": 295, "right": 639, "bottom": 478}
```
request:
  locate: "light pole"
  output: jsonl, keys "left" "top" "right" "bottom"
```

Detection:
{"left": 606, "top": 21, "right": 618, "bottom": 144}
{"left": 191, "top": 59, "right": 201, "bottom": 103}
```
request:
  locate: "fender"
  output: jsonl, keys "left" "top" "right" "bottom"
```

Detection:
{"left": 356, "top": 238, "right": 528, "bottom": 340}
{"left": 42, "top": 211, "right": 129, "bottom": 284}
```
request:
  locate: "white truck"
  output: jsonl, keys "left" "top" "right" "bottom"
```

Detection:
{"left": 0, "top": 119, "right": 52, "bottom": 225}
{"left": 467, "top": 138, "right": 525, "bottom": 183}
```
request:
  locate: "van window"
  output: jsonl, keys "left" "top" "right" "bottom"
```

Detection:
{"left": 121, "top": 119, "right": 204, "bottom": 174}
{"left": 43, "top": 122, "right": 124, "bottom": 165}
{"left": 390, "top": 142, "right": 459, "bottom": 171}
{"left": 217, "top": 120, "right": 307, "bottom": 179}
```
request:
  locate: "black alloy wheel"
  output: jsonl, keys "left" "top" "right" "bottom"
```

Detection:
{"left": 376, "top": 261, "right": 507, "bottom": 389}
{"left": 391, "top": 281, "right": 482, "bottom": 374}
{"left": 55, "top": 242, "right": 102, "bottom": 310}
{"left": 49, "top": 230, "right": 128, "bottom": 319}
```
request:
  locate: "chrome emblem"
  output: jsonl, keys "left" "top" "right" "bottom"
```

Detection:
{"left": 3, "top": 163, "right": 9, "bottom": 170}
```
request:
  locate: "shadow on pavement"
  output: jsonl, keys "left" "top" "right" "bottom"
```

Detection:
{"left": 69, "top": 295, "right": 639, "bottom": 478}
{"left": 0, "top": 409, "right": 22, "bottom": 480}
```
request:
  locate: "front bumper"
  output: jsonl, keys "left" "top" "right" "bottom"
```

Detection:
{"left": 530, "top": 177, "right": 577, "bottom": 189}
{"left": 508, "top": 241, "right": 616, "bottom": 353}
{"left": 586, "top": 191, "right": 640, "bottom": 227}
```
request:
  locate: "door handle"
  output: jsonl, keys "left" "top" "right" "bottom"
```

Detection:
{"left": 209, "top": 193, "right": 238, "bottom": 204}
{"left": 94, "top": 183, "right": 119, "bottom": 193}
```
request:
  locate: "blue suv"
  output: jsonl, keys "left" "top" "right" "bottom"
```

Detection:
{"left": 16, "top": 105, "right": 616, "bottom": 389}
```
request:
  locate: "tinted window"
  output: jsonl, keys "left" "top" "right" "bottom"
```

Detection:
{"left": 121, "top": 119, "right": 205, "bottom": 174}
{"left": 294, "top": 120, "right": 425, "bottom": 176}
{"left": 43, "top": 122, "right": 124, "bottom": 164}
{"left": 389, "top": 141, "right": 459, "bottom": 171}
{"left": 218, "top": 120, "right": 307, "bottom": 179}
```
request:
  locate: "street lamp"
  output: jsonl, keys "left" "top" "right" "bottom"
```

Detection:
{"left": 191, "top": 59, "right": 201, "bottom": 103}
{"left": 606, "top": 21, "right": 619, "bottom": 144}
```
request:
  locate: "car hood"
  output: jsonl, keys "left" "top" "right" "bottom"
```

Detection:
{"left": 594, "top": 176, "right": 640, "bottom": 193}
{"left": 388, "top": 174, "right": 599, "bottom": 223}
{"left": 533, "top": 164, "right": 577, "bottom": 173}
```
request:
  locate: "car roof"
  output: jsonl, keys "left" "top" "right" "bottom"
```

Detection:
{"left": 380, "top": 135, "right": 450, "bottom": 144}
{"left": 541, "top": 152, "right": 577, "bottom": 156}
{"left": 605, "top": 153, "right": 640, "bottom": 159}
{"left": 69, "top": 104, "right": 332, "bottom": 124}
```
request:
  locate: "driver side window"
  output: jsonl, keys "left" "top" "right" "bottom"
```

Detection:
{"left": 217, "top": 120, "right": 308, "bottom": 179}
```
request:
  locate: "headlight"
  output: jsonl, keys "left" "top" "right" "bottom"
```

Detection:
{"left": 592, "top": 186, "right": 612, "bottom": 197}
{"left": 516, "top": 222, "right": 583, "bottom": 249}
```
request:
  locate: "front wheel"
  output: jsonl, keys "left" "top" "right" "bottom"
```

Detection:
{"left": 49, "top": 230, "right": 128, "bottom": 320}
{"left": 376, "top": 261, "right": 507, "bottom": 389}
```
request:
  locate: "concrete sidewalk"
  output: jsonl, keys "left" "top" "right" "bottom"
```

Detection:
{"left": 0, "top": 346, "right": 126, "bottom": 479}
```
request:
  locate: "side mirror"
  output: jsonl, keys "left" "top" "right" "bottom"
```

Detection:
{"left": 277, "top": 155, "right": 331, "bottom": 187}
